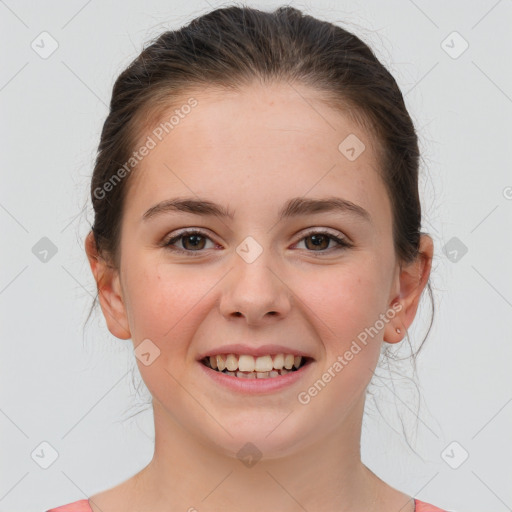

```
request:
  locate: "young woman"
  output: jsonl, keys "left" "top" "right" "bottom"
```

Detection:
{"left": 47, "top": 5, "right": 448, "bottom": 512}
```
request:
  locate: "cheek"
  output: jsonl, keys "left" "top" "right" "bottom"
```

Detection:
{"left": 124, "top": 265, "right": 208, "bottom": 388}
{"left": 297, "top": 263, "right": 386, "bottom": 345}
{"left": 123, "top": 261, "right": 208, "bottom": 343}
{"left": 293, "top": 268, "right": 385, "bottom": 413}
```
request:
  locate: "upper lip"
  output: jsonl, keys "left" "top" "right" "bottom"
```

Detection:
{"left": 196, "top": 343, "right": 315, "bottom": 360}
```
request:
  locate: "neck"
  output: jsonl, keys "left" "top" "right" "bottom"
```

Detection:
{"left": 131, "top": 395, "right": 386, "bottom": 512}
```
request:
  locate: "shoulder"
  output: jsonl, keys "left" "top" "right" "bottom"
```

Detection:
{"left": 45, "top": 499, "right": 92, "bottom": 512}
{"left": 47, "top": 497, "right": 453, "bottom": 512}
{"left": 415, "top": 498, "right": 454, "bottom": 512}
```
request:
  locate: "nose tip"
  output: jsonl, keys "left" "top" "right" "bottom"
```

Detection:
{"left": 219, "top": 259, "right": 292, "bottom": 325}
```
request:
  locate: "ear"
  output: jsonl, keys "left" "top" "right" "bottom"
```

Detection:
{"left": 384, "top": 234, "right": 434, "bottom": 343}
{"left": 85, "top": 231, "right": 131, "bottom": 339}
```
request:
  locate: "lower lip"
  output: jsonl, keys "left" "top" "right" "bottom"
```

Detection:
{"left": 197, "top": 359, "right": 315, "bottom": 394}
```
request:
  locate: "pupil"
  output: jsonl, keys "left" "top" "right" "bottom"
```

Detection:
{"left": 184, "top": 235, "right": 204, "bottom": 250}
{"left": 307, "top": 234, "right": 328, "bottom": 250}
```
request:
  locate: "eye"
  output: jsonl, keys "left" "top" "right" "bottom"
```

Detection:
{"left": 162, "top": 228, "right": 352, "bottom": 255}
{"left": 294, "top": 230, "right": 352, "bottom": 253}
{"left": 163, "top": 229, "right": 216, "bottom": 254}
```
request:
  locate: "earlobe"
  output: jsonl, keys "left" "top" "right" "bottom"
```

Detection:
{"left": 383, "top": 299, "right": 405, "bottom": 344}
{"left": 84, "top": 231, "right": 131, "bottom": 340}
{"left": 384, "top": 234, "right": 434, "bottom": 344}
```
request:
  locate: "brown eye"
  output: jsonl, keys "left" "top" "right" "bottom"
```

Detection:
{"left": 304, "top": 233, "right": 330, "bottom": 251}
{"left": 164, "top": 230, "right": 215, "bottom": 253}
{"left": 182, "top": 234, "right": 206, "bottom": 250}
{"left": 295, "top": 230, "right": 352, "bottom": 253}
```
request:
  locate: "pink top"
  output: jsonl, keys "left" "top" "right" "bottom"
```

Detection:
{"left": 46, "top": 498, "right": 450, "bottom": 511}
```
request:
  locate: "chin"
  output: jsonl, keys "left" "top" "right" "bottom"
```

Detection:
{"left": 197, "top": 411, "right": 313, "bottom": 462}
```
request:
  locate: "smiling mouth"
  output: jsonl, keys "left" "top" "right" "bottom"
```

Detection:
{"left": 200, "top": 355, "right": 312, "bottom": 379}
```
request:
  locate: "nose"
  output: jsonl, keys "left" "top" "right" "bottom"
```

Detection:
{"left": 218, "top": 252, "right": 292, "bottom": 326}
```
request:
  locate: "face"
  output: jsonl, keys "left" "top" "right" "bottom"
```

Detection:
{"left": 89, "top": 82, "right": 424, "bottom": 459}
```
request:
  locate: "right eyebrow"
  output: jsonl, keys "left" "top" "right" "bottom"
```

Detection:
{"left": 142, "top": 197, "right": 235, "bottom": 221}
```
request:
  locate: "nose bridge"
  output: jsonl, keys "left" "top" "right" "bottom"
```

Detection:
{"left": 219, "top": 236, "right": 291, "bottom": 324}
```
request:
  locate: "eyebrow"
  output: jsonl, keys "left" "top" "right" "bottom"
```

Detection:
{"left": 142, "top": 196, "right": 372, "bottom": 224}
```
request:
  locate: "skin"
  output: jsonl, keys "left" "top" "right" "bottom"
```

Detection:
{"left": 85, "top": 81, "right": 433, "bottom": 512}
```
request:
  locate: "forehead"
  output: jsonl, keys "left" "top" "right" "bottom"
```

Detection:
{"left": 124, "top": 82, "right": 391, "bottom": 235}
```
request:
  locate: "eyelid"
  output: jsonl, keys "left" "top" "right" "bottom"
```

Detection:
{"left": 162, "top": 226, "right": 352, "bottom": 254}
{"left": 298, "top": 226, "right": 348, "bottom": 240}
{"left": 162, "top": 228, "right": 217, "bottom": 252}
{"left": 292, "top": 228, "right": 353, "bottom": 252}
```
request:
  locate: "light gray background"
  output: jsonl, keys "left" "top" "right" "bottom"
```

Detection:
{"left": 1, "top": 1, "right": 511, "bottom": 511}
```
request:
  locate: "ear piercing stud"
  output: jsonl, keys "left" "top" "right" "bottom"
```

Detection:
{"left": 396, "top": 328, "right": 401, "bottom": 334}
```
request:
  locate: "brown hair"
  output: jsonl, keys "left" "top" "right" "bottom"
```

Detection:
{"left": 85, "top": 4, "right": 435, "bottom": 445}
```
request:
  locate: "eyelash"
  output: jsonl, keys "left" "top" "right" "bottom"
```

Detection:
{"left": 162, "top": 229, "right": 353, "bottom": 256}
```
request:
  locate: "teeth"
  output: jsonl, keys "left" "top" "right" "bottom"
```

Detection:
{"left": 215, "top": 355, "right": 225, "bottom": 371}
{"left": 255, "top": 355, "right": 274, "bottom": 372}
{"left": 232, "top": 369, "right": 288, "bottom": 378}
{"left": 284, "top": 354, "right": 294, "bottom": 369}
{"left": 204, "top": 353, "right": 306, "bottom": 375}
{"left": 239, "top": 354, "right": 255, "bottom": 372}
{"left": 273, "top": 354, "right": 284, "bottom": 369}
{"left": 225, "top": 354, "right": 238, "bottom": 371}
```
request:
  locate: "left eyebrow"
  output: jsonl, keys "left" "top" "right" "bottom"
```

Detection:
{"left": 141, "top": 196, "right": 373, "bottom": 225}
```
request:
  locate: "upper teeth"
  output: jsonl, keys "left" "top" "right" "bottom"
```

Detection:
{"left": 208, "top": 353, "right": 303, "bottom": 372}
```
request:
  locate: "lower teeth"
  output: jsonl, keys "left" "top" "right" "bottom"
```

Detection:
{"left": 222, "top": 368, "right": 295, "bottom": 378}
{"left": 206, "top": 364, "right": 302, "bottom": 378}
